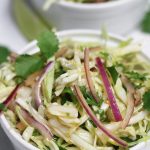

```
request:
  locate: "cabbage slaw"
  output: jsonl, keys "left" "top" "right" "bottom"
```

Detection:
{"left": 0, "top": 34, "right": 150, "bottom": 150}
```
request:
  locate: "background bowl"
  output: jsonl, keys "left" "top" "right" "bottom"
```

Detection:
{"left": 0, "top": 29, "right": 150, "bottom": 150}
{"left": 30, "top": 0, "right": 148, "bottom": 34}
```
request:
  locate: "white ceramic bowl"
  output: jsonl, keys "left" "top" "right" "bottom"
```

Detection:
{"left": 30, "top": 0, "right": 148, "bottom": 34}
{"left": 0, "top": 30, "right": 150, "bottom": 150}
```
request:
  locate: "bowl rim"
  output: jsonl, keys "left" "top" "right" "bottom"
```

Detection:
{"left": 57, "top": 0, "right": 144, "bottom": 10}
{"left": 0, "top": 29, "right": 147, "bottom": 150}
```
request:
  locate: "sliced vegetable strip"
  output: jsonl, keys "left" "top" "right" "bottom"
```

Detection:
{"left": 84, "top": 48, "right": 99, "bottom": 102}
{"left": 121, "top": 75, "right": 135, "bottom": 128}
{"left": 55, "top": 47, "right": 68, "bottom": 58}
{"left": 122, "top": 93, "right": 134, "bottom": 129}
{"left": 96, "top": 57, "right": 122, "bottom": 121}
{"left": 19, "top": 106, "right": 53, "bottom": 140}
{"left": 0, "top": 84, "right": 20, "bottom": 114}
{"left": 73, "top": 85, "right": 127, "bottom": 147}
{"left": 34, "top": 61, "right": 54, "bottom": 109}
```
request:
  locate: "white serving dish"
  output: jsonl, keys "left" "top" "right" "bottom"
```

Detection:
{"left": 30, "top": 0, "right": 148, "bottom": 34}
{"left": 0, "top": 29, "right": 150, "bottom": 150}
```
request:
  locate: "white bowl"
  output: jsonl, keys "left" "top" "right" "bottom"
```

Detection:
{"left": 0, "top": 29, "right": 150, "bottom": 150}
{"left": 30, "top": 0, "right": 148, "bottom": 34}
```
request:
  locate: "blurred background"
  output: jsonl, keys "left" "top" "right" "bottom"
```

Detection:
{"left": 0, "top": 0, "right": 150, "bottom": 149}
{"left": 1, "top": 0, "right": 150, "bottom": 51}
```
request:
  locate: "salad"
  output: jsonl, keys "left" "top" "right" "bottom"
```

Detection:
{"left": 64, "top": 0, "right": 109, "bottom": 3}
{"left": 1, "top": 31, "right": 150, "bottom": 150}
{"left": 43, "top": 0, "right": 110, "bottom": 10}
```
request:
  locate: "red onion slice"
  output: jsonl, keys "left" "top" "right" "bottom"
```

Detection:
{"left": 84, "top": 48, "right": 99, "bottom": 102}
{"left": 19, "top": 106, "right": 53, "bottom": 140}
{"left": 73, "top": 85, "right": 127, "bottom": 147}
{"left": 0, "top": 84, "right": 20, "bottom": 114}
{"left": 96, "top": 57, "right": 122, "bottom": 122}
{"left": 34, "top": 61, "right": 54, "bottom": 109}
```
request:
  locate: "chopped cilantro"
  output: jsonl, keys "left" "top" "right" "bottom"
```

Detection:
{"left": 58, "top": 146, "right": 67, "bottom": 150}
{"left": 99, "top": 51, "right": 109, "bottom": 60}
{"left": 107, "top": 66, "right": 119, "bottom": 84}
{"left": 143, "top": 91, "right": 150, "bottom": 111}
{"left": 32, "top": 129, "right": 41, "bottom": 136}
{"left": 89, "top": 119, "right": 96, "bottom": 127}
{"left": 61, "top": 87, "right": 77, "bottom": 105}
{"left": 96, "top": 109, "right": 106, "bottom": 122}
{"left": 0, "top": 103, "right": 7, "bottom": 112}
{"left": 80, "top": 86, "right": 103, "bottom": 107}
{"left": 54, "top": 62, "right": 65, "bottom": 79}
{"left": 115, "top": 62, "right": 125, "bottom": 69}
{"left": 0, "top": 46, "right": 10, "bottom": 63}
{"left": 121, "top": 137, "right": 134, "bottom": 143}
{"left": 37, "top": 31, "right": 59, "bottom": 60}
{"left": 134, "top": 83, "right": 145, "bottom": 89}
{"left": 15, "top": 54, "right": 44, "bottom": 79}
{"left": 125, "top": 71, "right": 148, "bottom": 81}
{"left": 14, "top": 76, "right": 24, "bottom": 84}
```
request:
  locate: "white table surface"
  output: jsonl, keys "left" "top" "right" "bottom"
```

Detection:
{"left": 0, "top": 0, "right": 150, "bottom": 150}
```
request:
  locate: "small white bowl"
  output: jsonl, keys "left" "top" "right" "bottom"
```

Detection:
{"left": 0, "top": 29, "right": 150, "bottom": 150}
{"left": 30, "top": 0, "right": 148, "bottom": 34}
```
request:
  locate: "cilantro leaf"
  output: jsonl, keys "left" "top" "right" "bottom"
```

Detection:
{"left": 37, "top": 31, "right": 59, "bottom": 60}
{"left": 14, "top": 31, "right": 59, "bottom": 80}
{"left": 15, "top": 54, "right": 44, "bottom": 79}
{"left": 0, "top": 46, "right": 10, "bottom": 63}
{"left": 107, "top": 66, "right": 118, "bottom": 84}
{"left": 143, "top": 91, "right": 150, "bottom": 111}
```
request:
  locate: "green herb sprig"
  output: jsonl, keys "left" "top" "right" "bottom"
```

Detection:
{"left": 15, "top": 31, "right": 59, "bottom": 80}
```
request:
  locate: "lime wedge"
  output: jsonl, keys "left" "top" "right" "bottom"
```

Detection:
{"left": 13, "top": 0, "right": 52, "bottom": 41}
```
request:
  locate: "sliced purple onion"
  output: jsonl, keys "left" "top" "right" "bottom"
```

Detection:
{"left": 73, "top": 85, "right": 127, "bottom": 147}
{"left": 96, "top": 57, "right": 122, "bottom": 122}
{"left": 19, "top": 106, "right": 53, "bottom": 140}
{"left": 0, "top": 84, "right": 20, "bottom": 114}
{"left": 34, "top": 61, "right": 54, "bottom": 109}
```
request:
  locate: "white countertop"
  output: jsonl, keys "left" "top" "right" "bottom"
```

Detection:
{"left": 0, "top": 0, "right": 150, "bottom": 150}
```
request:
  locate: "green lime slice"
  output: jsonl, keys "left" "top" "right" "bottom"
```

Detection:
{"left": 13, "top": 0, "right": 52, "bottom": 41}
